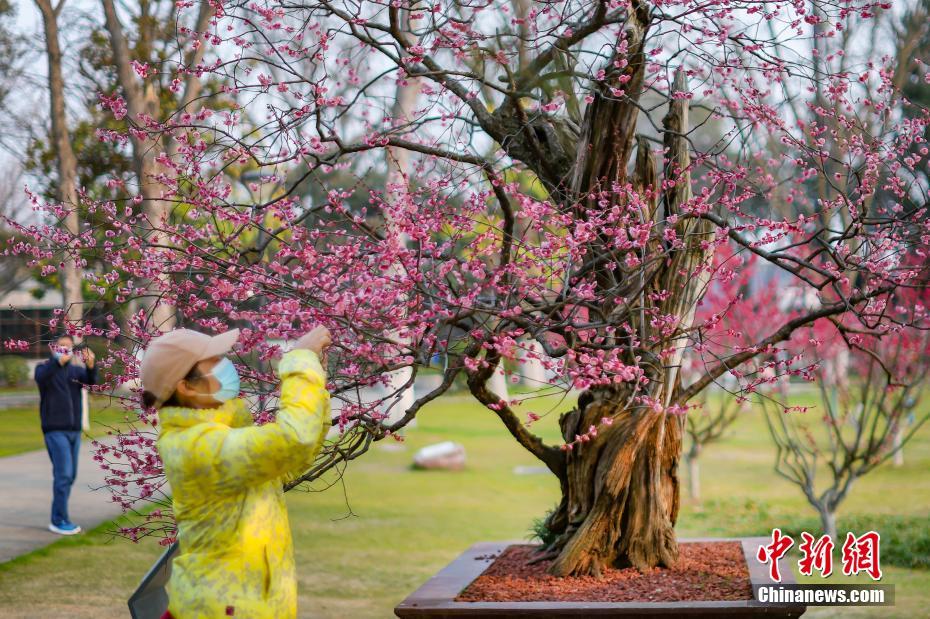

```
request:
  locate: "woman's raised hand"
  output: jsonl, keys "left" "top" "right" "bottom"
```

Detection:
{"left": 295, "top": 326, "right": 332, "bottom": 357}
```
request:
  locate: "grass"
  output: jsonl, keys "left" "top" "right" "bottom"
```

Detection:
{"left": 0, "top": 397, "right": 130, "bottom": 457}
{"left": 0, "top": 391, "right": 926, "bottom": 618}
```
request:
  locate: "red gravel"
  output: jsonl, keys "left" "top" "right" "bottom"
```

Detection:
{"left": 456, "top": 542, "right": 752, "bottom": 603}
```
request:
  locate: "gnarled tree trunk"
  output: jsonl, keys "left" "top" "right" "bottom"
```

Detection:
{"left": 535, "top": 14, "right": 713, "bottom": 573}
{"left": 545, "top": 386, "right": 683, "bottom": 576}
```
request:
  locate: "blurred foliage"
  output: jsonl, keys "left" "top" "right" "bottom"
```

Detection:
{"left": 691, "top": 498, "right": 930, "bottom": 570}
{"left": 0, "top": 356, "right": 30, "bottom": 387}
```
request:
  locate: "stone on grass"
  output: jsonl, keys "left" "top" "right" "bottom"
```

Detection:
{"left": 413, "top": 441, "right": 466, "bottom": 471}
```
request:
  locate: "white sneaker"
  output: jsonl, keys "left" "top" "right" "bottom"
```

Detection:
{"left": 49, "top": 522, "right": 82, "bottom": 535}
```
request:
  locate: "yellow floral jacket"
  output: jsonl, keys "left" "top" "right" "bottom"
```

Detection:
{"left": 156, "top": 349, "right": 331, "bottom": 619}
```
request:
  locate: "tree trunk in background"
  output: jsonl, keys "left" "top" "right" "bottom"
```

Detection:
{"left": 892, "top": 424, "right": 905, "bottom": 467}
{"left": 36, "top": 0, "right": 83, "bottom": 329}
{"left": 101, "top": 0, "right": 176, "bottom": 331}
{"left": 381, "top": 8, "right": 419, "bottom": 425}
{"left": 488, "top": 362, "right": 509, "bottom": 401}
{"left": 687, "top": 443, "right": 701, "bottom": 501}
{"left": 519, "top": 338, "right": 548, "bottom": 387}
{"left": 820, "top": 508, "right": 838, "bottom": 542}
{"left": 81, "top": 388, "right": 89, "bottom": 431}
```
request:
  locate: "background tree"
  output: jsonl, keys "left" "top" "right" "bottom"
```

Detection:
{"left": 34, "top": 0, "right": 85, "bottom": 328}
{"left": 0, "top": 166, "right": 32, "bottom": 297}
{"left": 682, "top": 249, "right": 778, "bottom": 502}
{"left": 763, "top": 319, "right": 930, "bottom": 540}
{"left": 683, "top": 395, "right": 743, "bottom": 503}
{"left": 22, "top": 0, "right": 228, "bottom": 343}
{"left": 10, "top": 0, "right": 930, "bottom": 577}
{"left": 98, "top": 0, "right": 214, "bottom": 330}
{"left": 0, "top": 0, "right": 29, "bottom": 155}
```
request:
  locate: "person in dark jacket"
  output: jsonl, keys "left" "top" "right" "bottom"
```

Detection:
{"left": 34, "top": 334, "right": 97, "bottom": 535}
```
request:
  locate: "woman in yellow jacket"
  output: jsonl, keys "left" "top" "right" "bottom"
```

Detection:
{"left": 139, "top": 326, "right": 332, "bottom": 619}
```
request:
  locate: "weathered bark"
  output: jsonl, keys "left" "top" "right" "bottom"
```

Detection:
{"left": 36, "top": 0, "right": 83, "bottom": 327}
{"left": 545, "top": 386, "right": 683, "bottom": 576}
{"left": 540, "top": 37, "right": 714, "bottom": 572}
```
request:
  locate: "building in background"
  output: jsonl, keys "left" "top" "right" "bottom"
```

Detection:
{"left": 0, "top": 280, "right": 62, "bottom": 358}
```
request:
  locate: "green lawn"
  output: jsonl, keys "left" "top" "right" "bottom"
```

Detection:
{"left": 0, "top": 391, "right": 926, "bottom": 618}
{"left": 0, "top": 397, "right": 132, "bottom": 457}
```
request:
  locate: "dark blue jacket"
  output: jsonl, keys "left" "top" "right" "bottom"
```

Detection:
{"left": 34, "top": 356, "right": 98, "bottom": 433}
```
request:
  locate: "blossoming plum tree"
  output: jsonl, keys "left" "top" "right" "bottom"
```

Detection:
{"left": 8, "top": 0, "right": 930, "bottom": 576}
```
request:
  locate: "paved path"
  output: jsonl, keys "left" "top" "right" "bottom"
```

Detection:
{"left": 0, "top": 391, "right": 40, "bottom": 409}
{"left": 0, "top": 437, "right": 123, "bottom": 564}
{"left": 0, "top": 376, "right": 472, "bottom": 565}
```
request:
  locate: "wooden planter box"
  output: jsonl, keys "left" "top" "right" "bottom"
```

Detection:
{"left": 395, "top": 537, "right": 806, "bottom": 618}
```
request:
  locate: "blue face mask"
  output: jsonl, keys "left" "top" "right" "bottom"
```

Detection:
{"left": 202, "top": 357, "right": 241, "bottom": 402}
